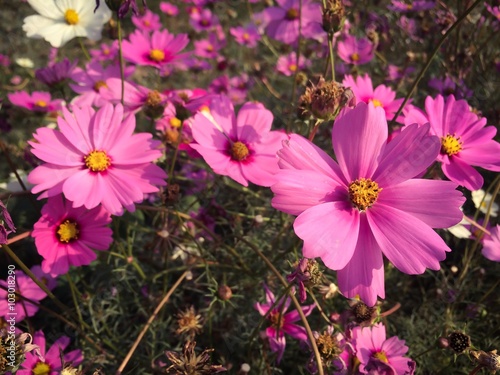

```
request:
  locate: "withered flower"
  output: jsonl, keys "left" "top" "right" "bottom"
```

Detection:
{"left": 165, "top": 341, "right": 226, "bottom": 374}
{"left": 176, "top": 306, "right": 203, "bottom": 339}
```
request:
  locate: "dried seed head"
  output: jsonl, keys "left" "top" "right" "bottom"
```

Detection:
{"left": 322, "top": 0, "right": 345, "bottom": 34}
{"left": 165, "top": 341, "right": 227, "bottom": 374}
{"left": 176, "top": 306, "right": 203, "bottom": 339}
{"left": 448, "top": 331, "right": 471, "bottom": 353}
{"left": 351, "top": 301, "right": 376, "bottom": 324}
{"left": 306, "top": 77, "right": 355, "bottom": 121}
{"left": 470, "top": 350, "right": 500, "bottom": 372}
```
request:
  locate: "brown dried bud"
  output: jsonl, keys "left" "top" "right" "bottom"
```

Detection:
{"left": 309, "top": 77, "right": 355, "bottom": 121}
{"left": 217, "top": 285, "right": 233, "bottom": 301}
{"left": 470, "top": 350, "right": 500, "bottom": 372}
{"left": 448, "top": 331, "right": 471, "bottom": 353}
{"left": 165, "top": 184, "right": 180, "bottom": 206}
{"left": 322, "top": 0, "right": 345, "bottom": 34}
{"left": 351, "top": 301, "right": 376, "bottom": 324}
{"left": 143, "top": 90, "right": 165, "bottom": 119}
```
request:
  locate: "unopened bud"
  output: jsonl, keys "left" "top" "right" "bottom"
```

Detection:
{"left": 322, "top": 0, "right": 345, "bottom": 34}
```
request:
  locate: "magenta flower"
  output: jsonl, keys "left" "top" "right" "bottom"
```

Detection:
{"left": 271, "top": 102, "right": 465, "bottom": 306}
{"left": 32, "top": 195, "right": 113, "bottom": 277}
{"left": 122, "top": 29, "right": 190, "bottom": 70}
{"left": 403, "top": 95, "right": 500, "bottom": 190}
{"left": 35, "top": 58, "right": 78, "bottom": 87}
{"left": 159, "top": 2, "right": 179, "bottom": 16}
{"left": 262, "top": 0, "right": 324, "bottom": 44}
{"left": 28, "top": 103, "right": 167, "bottom": 216}
{"left": 190, "top": 95, "right": 286, "bottom": 187}
{"left": 69, "top": 61, "right": 135, "bottom": 108}
{"left": 90, "top": 41, "right": 119, "bottom": 62}
{"left": 17, "top": 330, "right": 83, "bottom": 375}
{"left": 486, "top": 3, "right": 500, "bottom": 21}
{"left": 0, "top": 266, "right": 51, "bottom": 322}
{"left": 189, "top": 8, "right": 219, "bottom": 32}
{"left": 353, "top": 323, "right": 415, "bottom": 374}
{"left": 482, "top": 225, "right": 500, "bottom": 262}
{"left": 276, "top": 52, "right": 311, "bottom": 76}
{"left": 342, "top": 74, "right": 405, "bottom": 121}
{"left": 194, "top": 32, "right": 226, "bottom": 59}
{"left": 337, "top": 34, "right": 375, "bottom": 65}
{"left": 8, "top": 91, "right": 63, "bottom": 113}
{"left": 132, "top": 8, "right": 162, "bottom": 31}
{"left": 229, "top": 24, "right": 261, "bottom": 48}
{"left": 254, "top": 284, "right": 315, "bottom": 363}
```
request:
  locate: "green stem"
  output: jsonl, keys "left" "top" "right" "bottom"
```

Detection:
{"left": 78, "top": 38, "right": 91, "bottom": 61}
{"left": 66, "top": 273, "right": 85, "bottom": 330}
{"left": 117, "top": 18, "right": 125, "bottom": 106}
{"left": 389, "top": 0, "right": 483, "bottom": 126}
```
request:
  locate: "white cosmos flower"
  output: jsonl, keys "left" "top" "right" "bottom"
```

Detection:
{"left": 472, "top": 189, "right": 499, "bottom": 217}
{"left": 23, "top": 0, "right": 112, "bottom": 48}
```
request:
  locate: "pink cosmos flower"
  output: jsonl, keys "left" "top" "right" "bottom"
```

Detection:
{"left": 262, "top": 0, "right": 324, "bottom": 44}
{"left": 271, "top": 102, "right": 465, "bottom": 306}
{"left": 160, "top": 2, "right": 179, "bottom": 16}
{"left": 403, "top": 95, "right": 500, "bottom": 191}
{"left": 69, "top": 61, "right": 135, "bottom": 108}
{"left": 254, "top": 284, "right": 315, "bottom": 363}
{"left": 482, "top": 225, "right": 500, "bottom": 262}
{"left": 122, "top": 29, "right": 190, "bottom": 70}
{"left": 8, "top": 91, "right": 63, "bottom": 113}
{"left": 194, "top": 32, "right": 226, "bottom": 59}
{"left": 229, "top": 24, "right": 261, "bottom": 48}
{"left": 101, "top": 77, "right": 171, "bottom": 117}
{"left": 32, "top": 195, "right": 113, "bottom": 277}
{"left": 190, "top": 94, "right": 287, "bottom": 187}
{"left": 28, "top": 103, "right": 167, "bottom": 216}
{"left": 16, "top": 330, "right": 83, "bottom": 375}
{"left": 90, "top": 41, "right": 119, "bottom": 62}
{"left": 485, "top": 3, "right": 500, "bottom": 21}
{"left": 342, "top": 74, "right": 405, "bottom": 121}
{"left": 189, "top": 8, "right": 219, "bottom": 32}
{"left": 337, "top": 35, "right": 375, "bottom": 65}
{"left": 276, "top": 52, "right": 311, "bottom": 76}
{"left": 0, "top": 266, "right": 52, "bottom": 322}
{"left": 353, "top": 323, "right": 415, "bottom": 374}
{"left": 132, "top": 9, "right": 162, "bottom": 31}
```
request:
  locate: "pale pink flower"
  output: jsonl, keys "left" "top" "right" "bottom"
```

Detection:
{"left": 28, "top": 103, "right": 167, "bottom": 216}
{"left": 271, "top": 102, "right": 465, "bottom": 305}
{"left": 229, "top": 24, "right": 261, "bottom": 48}
{"left": 159, "top": 2, "right": 179, "bottom": 16}
{"left": 131, "top": 8, "right": 162, "bottom": 31}
{"left": 190, "top": 94, "right": 287, "bottom": 187}
{"left": 33, "top": 195, "right": 113, "bottom": 277}
{"left": 276, "top": 52, "right": 311, "bottom": 76}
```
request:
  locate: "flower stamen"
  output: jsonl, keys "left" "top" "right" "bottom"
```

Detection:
{"left": 84, "top": 150, "right": 111, "bottom": 172}
{"left": 56, "top": 220, "right": 79, "bottom": 243}
{"left": 349, "top": 178, "right": 381, "bottom": 211}
{"left": 231, "top": 141, "right": 249, "bottom": 161}
{"left": 149, "top": 49, "right": 165, "bottom": 62}
{"left": 64, "top": 9, "right": 79, "bottom": 25}
{"left": 33, "top": 362, "right": 51, "bottom": 375}
{"left": 441, "top": 134, "right": 463, "bottom": 156}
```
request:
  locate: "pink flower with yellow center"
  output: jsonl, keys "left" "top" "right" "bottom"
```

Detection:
{"left": 122, "top": 29, "right": 190, "bottom": 70}
{"left": 337, "top": 35, "right": 375, "bottom": 65}
{"left": 8, "top": 90, "right": 63, "bottom": 113}
{"left": 28, "top": 103, "right": 167, "bottom": 216}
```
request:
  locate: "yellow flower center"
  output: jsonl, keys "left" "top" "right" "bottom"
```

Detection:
{"left": 348, "top": 178, "right": 382, "bottom": 211}
{"left": 57, "top": 220, "right": 79, "bottom": 243}
{"left": 143, "top": 20, "right": 151, "bottom": 27}
{"left": 33, "top": 362, "right": 51, "bottom": 375}
{"left": 289, "top": 63, "right": 298, "bottom": 72}
{"left": 149, "top": 49, "right": 165, "bottom": 62}
{"left": 268, "top": 310, "right": 284, "bottom": 329}
{"left": 373, "top": 351, "right": 389, "bottom": 363}
{"left": 103, "top": 48, "right": 110, "bottom": 55}
{"left": 146, "top": 90, "right": 163, "bottom": 107}
{"left": 441, "top": 134, "right": 463, "bottom": 156}
{"left": 64, "top": 9, "right": 79, "bottom": 25}
{"left": 351, "top": 53, "right": 360, "bottom": 62}
{"left": 406, "top": 4, "right": 413, "bottom": 10}
{"left": 231, "top": 141, "right": 249, "bottom": 161}
{"left": 242, "top": 32, "right": 250, "bottom": 41}
{"left": 93, "top": 80, "right": 108, "bottom": 92}
{"left": 84, "top": 150, "right": 111, "bottom": 172}
{"left": 35, "top": 100, "right": 47, "bottom": 107}
{"left": 286, "top": 8, "right": 299, "bottom": 20}
{"left": 169, "top": 117, "right": 182, "bottom": 128}
{"left": 371, "top": 98, "right": 382, "bottom": 107}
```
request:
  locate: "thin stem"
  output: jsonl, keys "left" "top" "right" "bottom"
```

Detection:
{"left": 117, "top": 18, "right": 125, "bottom": 106}
{"left": 78, "top": 38, "right": 91, "bottom": 61}
{"left": 66, "top": 273, "right": 85, "bottom": 330}
{"left": 389, "top": 0, "right": 483, "bottom": 126}
{"left": 115, "top": 271, "right": 189, "bottom": 375}
{"left": 239, "top": 237, "right": 324, "bottom": 375}
{"left": 6, "top": 230, "right": 31, "bottom": 245}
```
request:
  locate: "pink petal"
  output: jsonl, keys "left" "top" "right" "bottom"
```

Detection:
{"left": 332, "top": 102, "right": 388, "bottom": 182}
{"left": 236, "top": 102, "right": 273, "bottom": 142}
{"left": 294, "top": 201, "right": 359, "bottom": 269}
{"left": 337, "top": 215, "right": 385, "bottom": 306}
{"left": 441, "top": 157, "right": 483, "bottom": 190}
{"left": 377, "top": 179, "right": 465, "bottom": 228}
{"left": 367, "top": 204, "right": 450, "bottom": 274}
{"left": 373, "top": 123, "right": 440, "bottom": 187}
